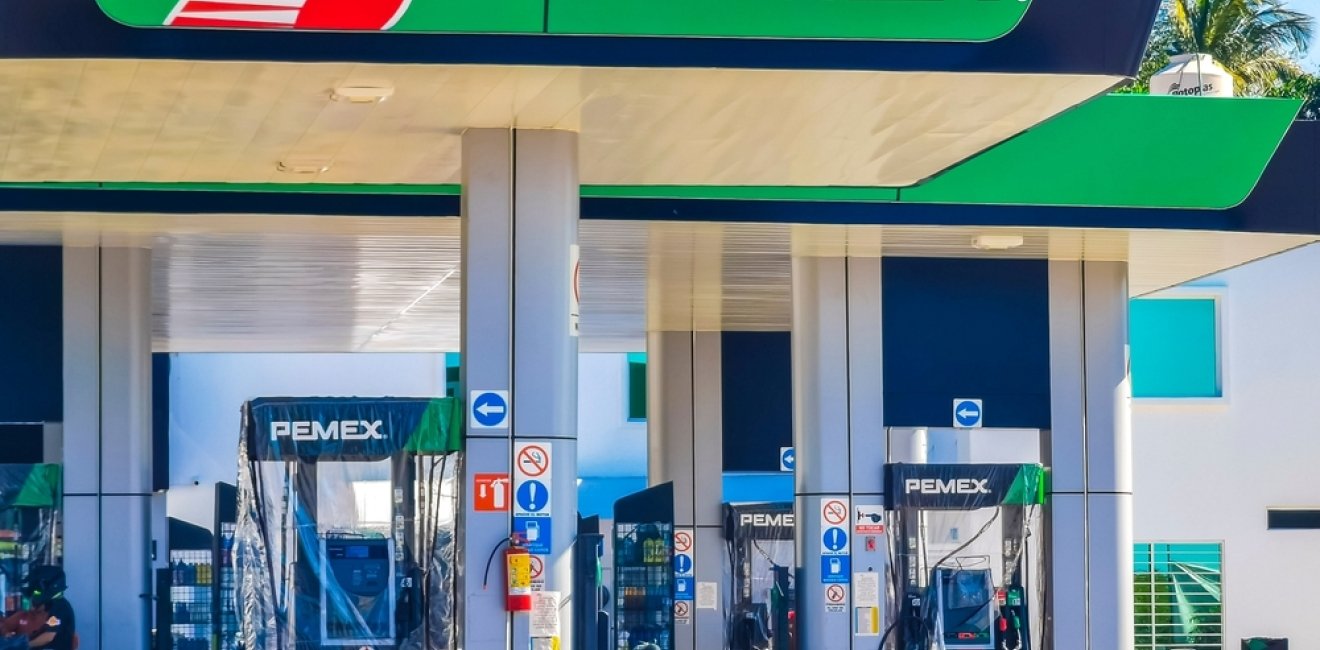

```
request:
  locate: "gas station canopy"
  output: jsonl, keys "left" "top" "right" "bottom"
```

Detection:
{"left": 0, "top": 0, "right": 1317, "bottom": 355}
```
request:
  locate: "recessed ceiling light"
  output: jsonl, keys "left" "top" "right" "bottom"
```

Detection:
{"left": 971, "top": 235, "right": 1025, "bottom": 251}
{"left": 276, "top": 158, "right": 332, "bottom": 174}
{"left": 331, "top": 83, "right": 394, "bottom": 104}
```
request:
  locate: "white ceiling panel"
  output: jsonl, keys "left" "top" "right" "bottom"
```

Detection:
{"left": 0, "top": 60, "right": 1119, "bottom": 186}
{"left": 0, "top": 214, "right": 1309, "bottom": 353}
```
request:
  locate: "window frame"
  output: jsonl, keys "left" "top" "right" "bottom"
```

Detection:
{"left": 1132, "top": 540, "right": 1226, "bottom": 650}
{"left": 1266, "top": 507, "right": 1320, "bottom": 530}
{"left": 1130, "top": 286, "right": 1229, "bottom": 406}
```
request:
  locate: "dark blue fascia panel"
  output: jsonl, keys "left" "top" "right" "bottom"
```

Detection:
{"left": 1234, "top": 120, "right": 1320, "bottom": 235}
{"left": 0, "top": 425, "right": 44, "bottom": 463}
{"left": 721, "top": 332, "right": 793, "bottom": 472}
{"left": 0, "top": 246, "right": 63, "bottom": 423}
{"left": 0, "top": 0, "right": 1157, "bottom": 76}
{"left": 582, "top": 196, "right": 1242, "bottom": 230}
{"left": 882, "top": 258, "right": 1050, "bottom": 429}
{"left": 0, "top": 188, "right": 460, "bottom": 217}
{"left": 153, "top": 353, "right": 171, "bottom": 492}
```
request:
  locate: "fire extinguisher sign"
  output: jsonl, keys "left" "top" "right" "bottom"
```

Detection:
{"left": 474, "top": 473, "right": 510, "bottom": 512}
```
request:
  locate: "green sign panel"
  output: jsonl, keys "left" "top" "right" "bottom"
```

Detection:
{"left": 550, "top": 0, "right": 1031, "bottom": 41}
{"left": 96, "top": 0, "right": 1031, "bottom": 41}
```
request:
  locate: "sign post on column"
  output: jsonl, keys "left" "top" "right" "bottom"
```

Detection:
{"left": 673, "top": 528, "right": 695, "bottom": 624}
{"left": 820, "top": 498, "right": 852, "bottom": 614}
{"left": 514, "top": 442, "right": 554, "bottom": 555}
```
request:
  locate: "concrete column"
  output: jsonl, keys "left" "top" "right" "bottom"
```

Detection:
{"left": 1048, "top": 261, "right": 1133, "bottom": 650}
{"left": 791, "top": 257, "right": 885, "bottom": 650}
{"left": 63, "top": 245, "right": 154, "bottom": 650}
{"left": 460, "top": 128, "right": 579, "bottom": 650}
{"left": 646, "top": 331, "right": 724, "bottom": 649}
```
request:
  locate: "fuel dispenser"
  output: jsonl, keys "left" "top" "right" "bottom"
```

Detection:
{"left": 882, "top": 464, "right": 1045, "bottom": 650}
{"left": 234, "top": 397, "right": 462, "bottom": 650}
{"left": 0, "top": 464, "right": 61, "bottom": 615}
{"left": 722, "top": 503, "right": 795, "bottom": 650}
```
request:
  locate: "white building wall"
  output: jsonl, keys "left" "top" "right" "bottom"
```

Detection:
{"left": 575, "top": 353, "right": 647, "bottom": 478}
{"left": 1133, "top": 244, "right": 1320, "bottom": 647}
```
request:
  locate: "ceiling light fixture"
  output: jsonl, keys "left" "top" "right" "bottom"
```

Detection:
{"left": 971, "top": 235, "right": 1025, "bottom": 251}
{"left": 331, "top": 83, "right": 395, "bottom": 104}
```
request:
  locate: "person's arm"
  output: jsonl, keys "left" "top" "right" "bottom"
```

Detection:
{"left": 28, "top": 606, "right": 68, "bottom": 649}
{"left": 28, "top": 630, "right": 55, "bottom": 647}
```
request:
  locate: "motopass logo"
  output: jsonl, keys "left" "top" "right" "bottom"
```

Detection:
{"left": 904, "top": 478, "right": 991, "bottom": 496}
{"left": 270, "top": 420, "right": 386, "bottom": 441}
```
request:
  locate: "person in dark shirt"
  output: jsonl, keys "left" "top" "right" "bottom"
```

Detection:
{"left": 18, "top": 565, "right": 76, "bottom": 650}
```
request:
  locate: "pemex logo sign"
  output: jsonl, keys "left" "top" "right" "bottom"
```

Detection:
{"left": 105, "top": 0, "right": 413, "bottom": 30}
{"left": 167, "top": 0, "right": 411, "bottom": 29}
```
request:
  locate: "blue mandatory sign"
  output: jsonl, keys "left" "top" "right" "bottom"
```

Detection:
{"left": 674, "top": 553, "right": 694, "bottom": 576}
{"left": 516, "top": 480, "right": 550, "bottom": 513}
{"left": 954, "top": 399, "right": 983, "bottom": 428}
{"left": 471, "top": 391, "right": 509, "bottom": 428}
{"left": 821, "top": 555, "right": 851, "bottom": 584}
{"left": 513, "top": 516, "right": 552, "bottom": 555}
{"left": 674, "top": 577, "right": 695, "bottom": 601}
{"left": 822, "top": 527, "right": 848, "bottom": 553}
{"left": 780, "top": 447, "right": 796, "bottom": 472}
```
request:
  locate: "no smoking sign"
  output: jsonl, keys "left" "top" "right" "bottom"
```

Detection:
{"left": 516, "top": 445, "right": 550, "bottom": 478}
{"left": 822, "top": 500, "right": 848, "bottom": 525}
{"left": 674, "top": 531, "right": 693, "bottom": 553}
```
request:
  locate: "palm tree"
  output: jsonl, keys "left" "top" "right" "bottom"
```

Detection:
{"left": 1143, "top": 0, "right": 1315, "bottom": 95}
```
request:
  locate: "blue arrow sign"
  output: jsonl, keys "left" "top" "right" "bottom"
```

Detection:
{"left": 516, "top": 480, "right": 549, "bottom": 513}
{"left": 954, "top": 399, "right": 983, "bottom": 428}
{"left": 780, "top": 447, "right": 796, "bottom": 472}
{"left": 471, "top": 391, "right": 509, "bottom": 428}
{"left": 674, "top": 553, "right": 693, "bottom": 575}
{"left": 822, "top": 527, "right": 848, "bottom": 553}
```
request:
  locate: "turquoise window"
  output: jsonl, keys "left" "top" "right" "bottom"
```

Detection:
{"left": 445, "top": 352, "right": 460, "bottom": 399}
{"left": 1130, "top": 299, "right": 1220, "bottom": 398}
{"left": 627, "top": 352, "right": 646, "bottom": 421}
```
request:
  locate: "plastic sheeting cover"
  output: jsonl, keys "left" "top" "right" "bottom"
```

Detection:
{"left": 235, "top": 398, "right": 460, "bottom": 650}
{"left": 884, "top": 485, "right": 1045, "bottom": 650}
{"left": 722, "top": 503, "right": 794, "bottom": 650}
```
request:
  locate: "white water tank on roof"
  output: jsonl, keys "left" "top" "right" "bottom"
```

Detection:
{"left": 1151, "top": 53, "right": 1235, "bottom": 97}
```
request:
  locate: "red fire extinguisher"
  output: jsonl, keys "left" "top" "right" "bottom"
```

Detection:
{"left": 506, "top": 535, "right": 533, "bottom": 612}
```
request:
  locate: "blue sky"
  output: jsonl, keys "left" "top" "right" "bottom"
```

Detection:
{"left": 1298, "top": 0, "right": 1320, "bottom": 68}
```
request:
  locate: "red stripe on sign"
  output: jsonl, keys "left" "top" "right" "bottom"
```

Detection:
{"left": 170, "top": 16, "right": 293, "bottom": 27}
{"left": 176, "top": 2, "right": 299, "bottom": 12}
{"left": 294, "top": 0, "right": 404, "bottom": 29}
